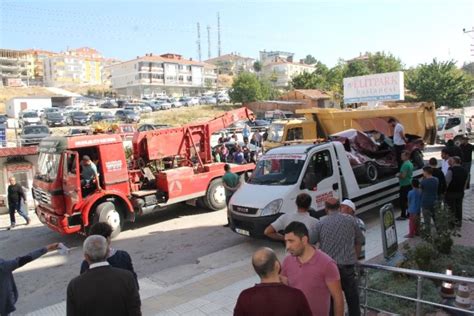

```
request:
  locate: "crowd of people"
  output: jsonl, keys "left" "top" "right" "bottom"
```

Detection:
{"left": 213, "top": 127, "right": 264, "bottom": 165}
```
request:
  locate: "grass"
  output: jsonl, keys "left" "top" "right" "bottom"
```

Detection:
{"left": 365, "top": 245, "right": 474, "bottom": 314}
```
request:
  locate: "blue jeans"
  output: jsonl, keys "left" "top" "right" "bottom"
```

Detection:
{"left": 9, "top": 202, "right": 29, "bottom": 225}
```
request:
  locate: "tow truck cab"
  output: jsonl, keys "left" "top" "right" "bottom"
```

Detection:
{"left": 33, "top": 134, "right": 131, "bottom": 234}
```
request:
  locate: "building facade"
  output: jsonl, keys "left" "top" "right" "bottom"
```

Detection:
{"left": 259, "top": 50, "right": 295, "bottom": 65}
{"left": 25, "top": 49, "right": 57, "bottom": 86}
{"left": 0, "top": 49, "right": 31, "bottom": 87}
{"left": 204, "top": 53, "right": 255, "bottom": 75}
{"left": 261, "top": 60, "right": 315, "bottom": 88}
{"left": 43, "top": 47, "right": 104, "bottom": 87}
{"left": 109, "top": 53, "right": 217, "bottom": 97}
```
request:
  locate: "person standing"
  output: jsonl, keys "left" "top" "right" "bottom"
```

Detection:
{"left": 467, "top": 119, "right": 472, "bottom": 135}
{"left": 420, "top": 166, "right": 439, "bottom": 235}
{"left": 80, "top": 155, "right": 101, "bottom": 191}
{"left": 80, "top": 222, "right": 138, "bottom": 289}
{"left": 459, "top": 136, "right": 473, "bottom": 189}
{"left": 340, "top": 199, "right": 366, "bottom": 261}
{"left": 441, "top": 148, "right": 451, "bottom": 176}
{"left": 396, "top": 151, "right": 413, "bottom": 220}
{"left": 313, "top": 198, "right": 364, "bottom": 316}
{"left": 428, "top": 158, "right": 447, "bottom": 199}
{"left": 264, "top": 193, "right": 319, "bottom": 243}
{"left": 7, "top": 176, "right": 30, "bottom": 230}
{"left": 67, "top": 235, "right": 141, "bottom": 316}
{"left": 445, "top": 139, "right": 464, "bottom": 161}
{"left": 222, "top": 164, "right": 240, "bottom": 227}
{"left": 445, "top": 156, "right": 468, "bottom": 227}
{"left": 1, "top": 243, "right": 59, "bottom": 316}
{"left": 234, "top": 247, "right": 311, "bottom": 316}
{"left": 405, "top": 179, "right": 422, "bottom": 238}
{"left": 388, "top": 118, "right": 407, "bottom": 167}
{"left": 281, "top": 222, "right": 344, "bottom": 316}
{"left": 242, "top": 123, "right": 251, "bottom": 143}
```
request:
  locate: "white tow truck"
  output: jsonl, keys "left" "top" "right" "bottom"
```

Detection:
{"left": 229, "top": 141, "right": 422, "bottom": 238}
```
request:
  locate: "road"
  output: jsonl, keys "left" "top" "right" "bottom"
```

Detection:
{"left": 0, "top": 145, "right": 446, "bottom": 314}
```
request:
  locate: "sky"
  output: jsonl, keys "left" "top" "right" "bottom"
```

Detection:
{"left": 1, "top": 0, "right": 473, "bottom": 68}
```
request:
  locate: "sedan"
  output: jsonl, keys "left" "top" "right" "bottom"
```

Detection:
{"left": 90, "top": 111, "right": 115, "bottom": 123}
{"left": 169, "top": 98, "right": 183, "bottom": 108}
{"left": 137, "top": 103, "right": 153, "bottom": 113}
{"left": 20, "top": 124, "right": 51, "bottom": 146}
{"left": 45, "top": 112, "right": 67, "bottom": 127}
{"left": 67, "top": 111, "right": 92, "bottom": 126}
{"left": 115, "top": 110, "right": 140, "bottom": 123}
{"left": 180, "top": 97, "right": 199, "bottom": 107}
{"left": 101, "top": 101, "right": 118, "bottom": 108}
{"left": 200, "top": 96, "right": 217, "bottom": 105}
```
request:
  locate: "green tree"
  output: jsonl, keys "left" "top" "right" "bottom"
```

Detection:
{"left": 406, "top": 59, "right": 474, "bottom": 108}
{"left": 366, "top": 51, "right": 403, "bottom": 73}
{"left": 304, "top": 54, "right": 318, "bottom": 65}
{"left": 462, "top": 61, "right": 474, "bottom": 78}
{"left": 229, "top": 72, "right": 267, "bottom": 103}
{"left": 344, "top": 60, "right": 371, "bottom": 78}
{"left": 253, "top": 61, "right": 262, "bottom": 72}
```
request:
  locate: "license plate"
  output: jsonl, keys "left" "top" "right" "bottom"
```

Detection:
{"left": 235, "top": 228, "right": 250, "bottom": 236}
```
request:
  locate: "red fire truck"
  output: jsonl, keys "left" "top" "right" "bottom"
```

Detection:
{"left": 33, "top": 107, "right": 255, "bottom": 237}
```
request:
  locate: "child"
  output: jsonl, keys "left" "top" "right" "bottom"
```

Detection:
{"left": 405, "top": 179, "right": 422, "bottom": 238}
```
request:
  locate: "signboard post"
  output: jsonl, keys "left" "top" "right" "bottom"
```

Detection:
{"left": 343, "top": 71, "right": 405, "bottom": 105}
{"left": 380, "top": 203, "right": 398, "bottom": 259}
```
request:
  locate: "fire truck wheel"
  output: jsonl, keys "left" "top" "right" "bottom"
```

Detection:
{"left": 205, "top": 178, "right": 226, "bottom": 211}
{"left": 94, "top": 201, "right": 123, "bottom": 238}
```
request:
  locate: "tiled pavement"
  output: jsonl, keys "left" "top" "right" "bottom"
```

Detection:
{"left": 27, "top": 165, "right": 474, "bottom": 316}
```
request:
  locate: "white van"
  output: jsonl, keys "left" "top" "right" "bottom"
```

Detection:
{"left": 229, "top": 141, "right": 422, "bottom": 238}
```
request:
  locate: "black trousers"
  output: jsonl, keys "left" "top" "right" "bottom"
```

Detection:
{"left": 330, "top": 265, "right": 361, "bottom": 316}
{"left": 394, "top": 144, "right": 406, "bottom": 168}
{"left": 8, "top": 202, "right": 29, "bottom": 225}
{"left": 445, "top": 192, "right": 464, "bottom": 226}
{"left": 399, "top": 185, "right": 411, "bottom": 218}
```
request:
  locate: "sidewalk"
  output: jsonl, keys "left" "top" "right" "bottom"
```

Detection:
{"left": 27, "top": 170, "right": 474, "bottom": 316}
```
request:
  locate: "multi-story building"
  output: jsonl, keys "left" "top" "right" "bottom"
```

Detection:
{"left": 259, "top": 50, "right": 295, "bottom": 65}
{"left": 25, "top": 49, "right": 57, "bottom": 85}
{"left": 109, "top": 53, "right": 217, "bottom": 97}
{"left": 205, "top": 53, "right": 255, "bottom": 75}
{"left": 43, "top": 47, "right": 104, "bottom": 87}
{"left": 261, "top": 58, "right": 315, "bottom": 88}
{"left": 0, "top": 49, "right": 31, "bottom": 86}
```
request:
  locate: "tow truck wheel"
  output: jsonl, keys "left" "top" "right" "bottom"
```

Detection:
{"left": 94, "top": 201, "right": 123, "bottom": 238}
{"left": 205, "top": 178, "right": 226, "bottom": 211}
{"left": 364, "top": 162, "right": 378, "bottom": 183}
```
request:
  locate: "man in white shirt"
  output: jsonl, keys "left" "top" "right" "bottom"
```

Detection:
{"left": 441, "top": 148, "right": 451, "bottom": 176}
{"left": 264, "top": 193, "right": 319, "bottom": 243}
{"left": 389, "top": 118, "right": 408, "bottom": 168}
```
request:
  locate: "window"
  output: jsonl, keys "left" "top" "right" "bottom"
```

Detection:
{"left": 445, "top": 117, "right": 461, "bottom": 130}
{"left": 187, "top": 76, "right": 192, "bottom": 81}
{"left": 178, "top": 75, "right": 183, "bottom": 81}
{"left": 302, "top": 150, "right": 333, "bottom": 189}
{"left": 187, "top": 66, "right": 192, "bottom": 71}
{"left": 286, "top": 127, "right": 303, "bottom": 141}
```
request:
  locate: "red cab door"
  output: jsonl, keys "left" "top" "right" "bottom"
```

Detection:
{"left": 62, "top": 151, "right": 82, "bottom": 213}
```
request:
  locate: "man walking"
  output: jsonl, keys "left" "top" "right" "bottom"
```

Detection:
{"left": 314, "top": 198, "right": 364, "bottom": 316}
{"left": 7, "top": 176, "right": 30, "bottom": 230}
{"left": 397, "top": 151, "right": 413, "bottom": 220}
{"left": 388, "top": 118, "right": 407, "bottom": 167}
{"left": 420, "top": 166, "right": 439, "bottom": 235}
{"left": 445, "top": 156, "right": 468, "bottom": 227}
{"left": 459, "top": 136, "right": 473, "bottom": 189}
{"left": 281, "top": 222, "right": 344, "bottom": 316}
{"left": 264, "top": 193, "right": 319, "bottom": 243}
{"left": 222, "top": 164, "right": 240, "bottom": 227}
{"left": 1, "top": 243, "right": 59, "bottom": 316}
{"left": 234, "top": 247, "right": 311, "bottom": 316}
{"left": 67, "top": 235, "right": 141, "bottom": 316}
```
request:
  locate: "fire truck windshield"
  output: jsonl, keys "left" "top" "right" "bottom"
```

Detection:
{"left": 37, "top": 153, "right": 61, "bottom": 182}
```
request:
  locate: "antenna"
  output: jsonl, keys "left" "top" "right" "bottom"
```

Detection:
{"left": 196, "top": 22, "right": 202, "bottom": 62}
{"left": 207, "top": 25, "right": 211, "bottom": 59}
{"left": 217, "top": 12, "right": 221, "bottom": 57}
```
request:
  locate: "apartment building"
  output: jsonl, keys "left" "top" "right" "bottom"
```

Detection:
{"left": 205, "top": 53, "right": 255, "bottom": 75}
{"left": 25, "top": 49, "right": 57, "bottom": 85}
{"left": 0, "top": 49, "right": 31, "bottom": 86}
{"left": 109, "top": 53, "right": 217, "bottom": 97}
{"left": 259, "top": 50, "right": 295, "bottom": 65}
{"left": 43, "top": 47, "right": 104, "bottom": 87}
{"left": 261, "top": 58, "right": 315, "bottom": 88}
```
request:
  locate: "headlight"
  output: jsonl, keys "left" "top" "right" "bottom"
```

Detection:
{"left": 260, "top": 199, "right": 283, "bottom": 216}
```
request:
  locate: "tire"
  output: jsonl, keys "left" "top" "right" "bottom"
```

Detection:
{"left": 204, "top": 178, "right": 227, "bottom": 211}
{"left": 364, "top": 162, "right": 378, "bottom": 183}
{"left": 411, "top": 150, "right": 424, "bottom": 169}
{"left": 92, "top": 201, "right": 123, "bottom": 238}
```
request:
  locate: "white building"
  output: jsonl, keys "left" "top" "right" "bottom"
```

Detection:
{"left": 262, "top": 60, "right": 315, "bottom": 88}
{"left": 205, "top": 53, "right": 255, "bottom": 75}
{"left": 259, "top": 50, "right": 295, "bottom": 65}
{"left": 6, "top": 97, "right": 52, "bottom": 118}
{"left": 109, "top": 53, "right": 218, "bottom": 97}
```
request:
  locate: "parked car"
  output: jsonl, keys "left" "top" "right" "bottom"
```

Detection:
{"left": 115, "top": 109, "right": 140, "bottom": 123}
{"left": 45, "top": 112, "right": 67, "bottom": 127}
{"left": 19, "top": 111, "right": 41, "bottom": 128}
{"left": 180, "top": 97, "right": 199, "bottom": 107}
{"left": 137, "top": 103, "right": 153, "bottom": 113}
{"left": 0, "top": 115, "right": 8, "bottom": 124}
{"left": 137, "top": 123, "right": 171, "bottom": 132}
{"left": 155, "top": 100, "right": 172, "bottom": 110}
{"left": 67, "top": 127, "right": 91, "bottom": 136}
{"left": 169, "top": 98, "right": 183, "bottom": 108}
{"left": 20, "top": 124, "right": 50, "bottom": 146}
{"left": 217, "top": 94, "right": 230, "bottom": 103}
{"left": 90, "top": 111, "right": 115, "bottom": 123}
{"left": 123, "top": 105, "right": 142, "bottom": 113}
{"left": 200, "top": 96, "right": 217, "bottom": 105}
{"left": 67, "top": 111, "right": 92, "bottom": 126}
{"left": 101, "top": 100, "right": 119, "bottom": 108}
{"left": 41, "top": 107, "right": 61, "bottom": 119}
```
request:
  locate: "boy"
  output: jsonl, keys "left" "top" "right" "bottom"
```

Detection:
{"left": 405, "top": 179, "right": 422, "bottom": 238}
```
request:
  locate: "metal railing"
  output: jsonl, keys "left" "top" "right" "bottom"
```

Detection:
{"left": 360, "top": 263, "right": 474, "bottom": 315}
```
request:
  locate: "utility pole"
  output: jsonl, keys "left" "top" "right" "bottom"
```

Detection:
{"left": 207, "top": 25, "right": 211, "bottom": 59}
{"left": 217, "top": 12, "right": 221, "bottom": 57}
{"left": 197, "top": 23, "right": 202, "bottom": 62}
{"left": 463, "top": 27, "right": 474, "bottom": 57}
